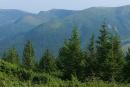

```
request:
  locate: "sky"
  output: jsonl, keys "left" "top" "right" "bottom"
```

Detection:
{"left": 0, "top": 0, "right": 130, "bottom": 13}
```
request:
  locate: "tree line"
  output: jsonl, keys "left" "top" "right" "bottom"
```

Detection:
{"left": 1, "top": 23, "right": 130, "bottom": 83}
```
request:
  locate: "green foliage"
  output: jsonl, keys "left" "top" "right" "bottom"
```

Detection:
{"left": 95, "top": 23, "right": 125, "bottom": 81}
{"left": 85, "top": 34, "right": 98, "bottom": 80}
{"left": 0, "top": 60, "right": 52, "bottom": 85}
{"left": 58, "top": 27, "right": 84, "bottom": 80}
{"left": 96, "top": 23, "right": 114, "bottom": 81}
{"left": 0, "top": 60, "right": 31, "bottom": 81}
{"left": 23, "top": 40, "right": 35, "bottom": 69}
{"left": 32, "top": 73, "right": 48, "bottom": 84}
{"left": 17, "top": 68, "right": 32, "bottom": 81}
{"left": 0, "top": 23, "right": 130, "bottom": 87}
{"left": 109, "top": 35, "right": 125, "bottom": 81}
{"left": 2, "top": 48, "right": 20, "bottom": 65}
{"left": 0, "top": 70, "right": 130, "bottom": 87}
{"left": 123, "top": 47, "right": 130, "bottom": 82}
{"left": 39, "top": 49, "right": 57, "bottom": 73}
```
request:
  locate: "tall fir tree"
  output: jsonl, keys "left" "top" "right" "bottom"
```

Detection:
{"left": 23, "top": 40, "right": 35, "bottom": 69}
{"left": 96, "top": 23, "right": 125, "bottom": 81}
{"left": 109, "top": 35, "right": 125, "bottom": 81}
{"left": 39, "top": 49, "right": 57, "bottom": 73}
{"left": 85, "top": 34, "right": 97, "bottom": 80}
{"left": 59, "top": 27, "right": 84, "bottom": 80}
{"left": 96, "top": 23, "right": 112, "bottom": 81}
{"left": 123, "top": 47, "right": 130, "bottom": 82}
{"left": 3, "top": 48, "right": 20, "bottom": 65}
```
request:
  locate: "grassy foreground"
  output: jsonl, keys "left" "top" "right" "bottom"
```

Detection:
{"left": 0, "top": 71, "right": 130, "bottom": 87}
{"left": 0, "top": 60, "right": 129, "bottom": 87}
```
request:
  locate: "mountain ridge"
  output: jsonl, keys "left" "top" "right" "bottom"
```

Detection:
{"left": 0, "top": 5, "right": 130, "bottom": 58}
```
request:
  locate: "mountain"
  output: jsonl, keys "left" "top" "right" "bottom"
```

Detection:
{"left": 38, "top": 9, "right": 76, "bottom": 22}
{"left": 0, "top": 6, "right": 130, "bottom": 58}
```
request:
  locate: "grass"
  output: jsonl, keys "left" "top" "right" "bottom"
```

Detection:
{"left": 0, "top": 71, "right": 130, "bottom": 87}
{"left": 0, "top": 60, "right": 130, "bottom": 87}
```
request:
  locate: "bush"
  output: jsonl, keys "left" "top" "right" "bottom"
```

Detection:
{"left": 32, "top": 74, "right": 48, "bottom": 84}
{"left": 17, "top": 68, "right": 32, "bottom": 81}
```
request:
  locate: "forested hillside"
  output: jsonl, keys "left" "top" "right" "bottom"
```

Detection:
{"left": 1, "top": 23, "right": 130, "bottom": 87}
{"left": 0, "top": 5, "right": 130, "bottom": 58}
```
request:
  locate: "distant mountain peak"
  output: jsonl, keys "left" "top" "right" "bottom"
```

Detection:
{"left": 38, "top": 9, "right": 75, "bottom": 15}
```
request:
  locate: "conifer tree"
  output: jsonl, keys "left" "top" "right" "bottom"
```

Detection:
{"left": 96, "top": 23, "right": 125, "bottom": 81}
{"left": 39, "top": 49, "right": 57, "bottom": 73}
{"left": 3, "top": 48, "right": 20, "bottom": 65}
{"left": 123, "top": 47, "right": 130, "bottom": 82}
{"left": 59, "top": 27, "right": 84, "bottom": 80}
{"left": 23, "top": 40, "right": 35, "bottom": 69}
{"left": 96, "top": 23, "right": 112, "bottom": 81}
{"left": 85, "top": 34, "right": 97, "bottom": 79}
{"left": 109, "top": 35, "right": 125, "bottom": 81}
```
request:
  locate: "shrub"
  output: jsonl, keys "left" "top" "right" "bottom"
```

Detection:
{"left": 32, "top": 74, "right": 48, "bottom": 84}
{"left": 17, "top": 68, "right": 32, "bottom": 81}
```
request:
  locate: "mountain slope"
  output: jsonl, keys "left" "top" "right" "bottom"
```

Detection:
{"left": 0, "top": 6, "right": 130, "bottom": 58}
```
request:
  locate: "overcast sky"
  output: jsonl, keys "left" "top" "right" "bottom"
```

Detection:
{"left": 0, "top": 0, "right": 130, "bottom": 13}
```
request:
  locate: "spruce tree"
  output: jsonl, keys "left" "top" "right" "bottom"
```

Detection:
{"left": 96, "top": 24, "right": 125, "bottom": 81}
{"left": 39, "top": 49, "right": 57, "bottom": 73}
{"left": 3, "top": 48, "right": 20, "bottom": 65}
{"left": 123, "top": 47, "right": 130, "bottom": 82}
{"left": 23, "top": 40, "right": 35, "bottom": 69}
{"left": 85, "top": 34, "right": 97, "bottom": 80}
{"left": 109, "top": 35, "right": 125, "bottom": 81}
{"left": 96, "top": 23, "right": 112, "bottom": 81}
{"left": 59, "top": 27, "right": 84, "bottom": 80}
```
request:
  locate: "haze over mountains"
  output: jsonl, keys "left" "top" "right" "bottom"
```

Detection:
{"left": 0, "top": 5, "right": 130, "bottom": 58}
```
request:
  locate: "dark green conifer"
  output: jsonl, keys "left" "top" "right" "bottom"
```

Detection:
{"left": 96, "top": 24, "right": 125, "bottom": 81}
{"left": 59, "top": 27, "right": 84, "bottom": 80}
{"left": 123, "top": 47, "right": 130, "bottom": 82}
{"left": 96, "top": 23, "right": 112, "bottom": 81}
{"left": 109, "top": 35, "right": 125, "bottom": 81}
{"left": 39, "top": 49, "right": 57, "bottom": 73}
{"left": 23, "top": 40, "right": 35, "bottom": 69}
{"left": 3, "top": 48, "right": 20, "bottom": 65}
{"left": 85, "top": 34, "right": 97, "bottom": 80}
